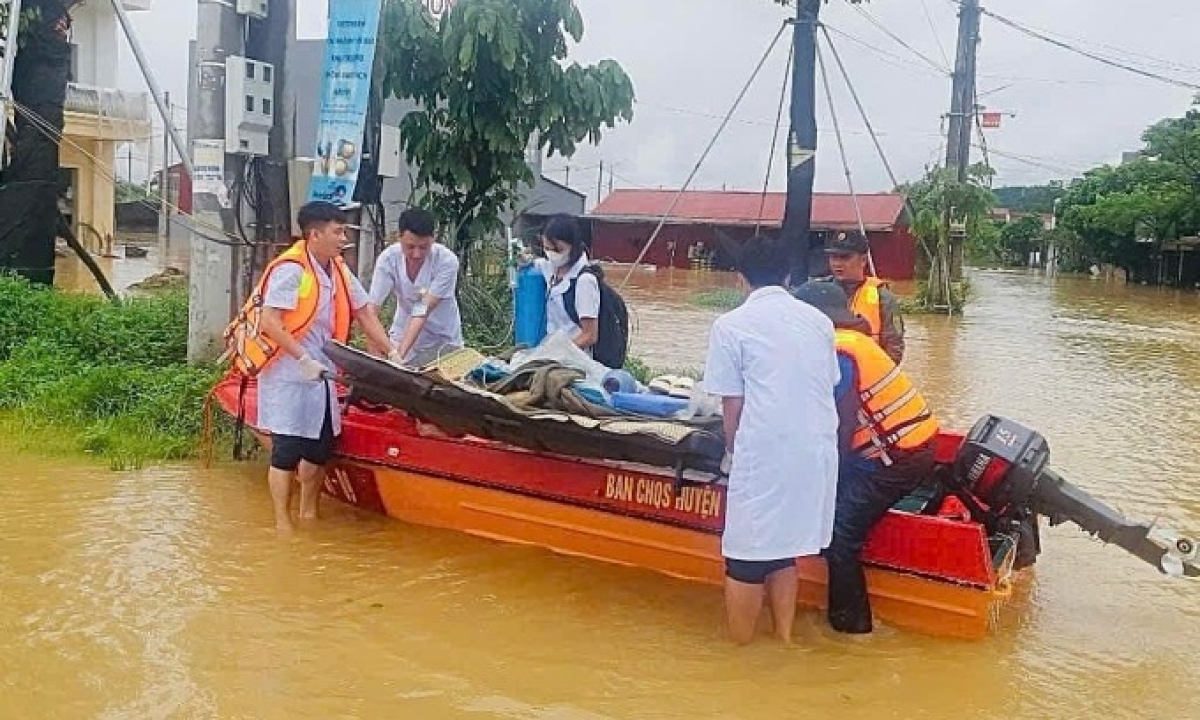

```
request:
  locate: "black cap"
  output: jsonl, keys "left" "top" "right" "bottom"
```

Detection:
{"left": 824, "top": 231, "right": 869, "bottom": 254}
{"left": 792, "top": 280, "right": 864, "bottom": 328}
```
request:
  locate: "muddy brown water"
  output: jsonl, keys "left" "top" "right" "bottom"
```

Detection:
{"left": 3, "top": 262, "right": 1198, "bottom": 718}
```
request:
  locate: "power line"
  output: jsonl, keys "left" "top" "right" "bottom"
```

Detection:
{"left": 849, "top": 2, "right": 950, "bottom": 75}
{"left": 918, "top": 0, "right": 952, "bottom": 69}
{"left": 820, "top": 23, "right": 949, "bottom": 79}
{"left": 975, "top": 5, "right": 1200, "bottom": 92}
{"left": 944, "top": 0, "right": 1200, "bottom": 77}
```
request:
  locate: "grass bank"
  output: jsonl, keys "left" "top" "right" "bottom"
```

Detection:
{"left": 0, "top": 274, "right": 221, "bottom": 468}
{"left": 0, "top": 269, "right": 697, "bottom": 468}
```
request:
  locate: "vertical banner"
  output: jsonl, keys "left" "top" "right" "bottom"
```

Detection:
{"left": 307, "top": 0, "right": 384, "bottom": 205}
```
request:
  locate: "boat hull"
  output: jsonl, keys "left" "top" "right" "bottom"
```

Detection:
{"left": 216, "top": 377, "right": 1012, "bottom": 640}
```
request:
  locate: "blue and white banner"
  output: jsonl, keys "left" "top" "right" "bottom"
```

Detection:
{"left": 306, "top": 0, "right": 383, "bottom": 205}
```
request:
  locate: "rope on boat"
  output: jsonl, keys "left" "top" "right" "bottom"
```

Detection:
{"left": 617, "top": 20, "right": 792, "bottom": 293}
{"left": 201, "top": 389, "right": 216, "bottom": 470}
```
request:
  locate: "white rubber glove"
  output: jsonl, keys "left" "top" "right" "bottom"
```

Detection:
{"left": 387, "top": 347, "right": 405, "bottom": 364}
{"left": 297, "top": 353, "right": 326, "bottom": 381}
{"left": 719, "top": 452, "right": 732, "bottom": 477}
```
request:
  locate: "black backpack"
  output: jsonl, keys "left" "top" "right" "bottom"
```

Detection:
{"left": 564, "top": 264, "right": 630, "bottom": 369}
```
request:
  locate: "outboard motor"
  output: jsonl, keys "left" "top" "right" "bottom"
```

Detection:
{"left": 943, "top": 414, "right": 1200, "bottom": 578}
{"left": 954, "top": 415, "right": 1049, "bottom": 521}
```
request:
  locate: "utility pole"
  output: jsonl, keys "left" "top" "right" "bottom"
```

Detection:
{"left": 564, "top": 163, "right": 571, "bottom": 187}
{"left": 158, "top": 92, "right": 171, "bottom": 242}
{"left": 188, "top": 0, "right": 245, "bottom": 361}
{"left": 944, "top": 0, "right": 981, "bottom": 281}
{"left": 251, "top": 0, "right": 294, "bottom": 261}
{"left": 597, "top": 160, "right": 604, "bottom": 204}
{"left": 781, "top": 0, "right": 820, "bottom": 285}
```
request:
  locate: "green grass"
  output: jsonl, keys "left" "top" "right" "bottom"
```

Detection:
{"left": 690, "top": 288, "right": 743, "bottom": 311}
{"left": 0, "top": 273, "right": 226, "bottom": 467}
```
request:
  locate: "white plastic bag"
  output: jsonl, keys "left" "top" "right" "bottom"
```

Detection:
{"left": 509, "top": 330, "right": 610, "bottom": 385}
{"left": 673, "top": 381, "right": 722, "bottom": 420}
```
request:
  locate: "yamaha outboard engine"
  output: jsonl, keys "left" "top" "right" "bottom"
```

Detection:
{"left": 943, "top": 414, "right": 1199, "bottom": 578}
{"left": 941, "top": 415, "right": 1048, "bottom": 568}
{"left": 955, "top": 415, "right": 1049, "bottom": 519}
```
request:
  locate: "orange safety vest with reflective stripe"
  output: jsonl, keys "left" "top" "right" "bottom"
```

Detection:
{"left": 848, "top": 277, "right": 886, "bottom": 344}
{"left": 836, "top": 328, "right": 938, "bottom": 464}
{"left": 222, "top": 240, "right": 354, "bottom": 377}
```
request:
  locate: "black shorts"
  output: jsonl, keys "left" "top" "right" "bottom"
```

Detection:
{"left": 724, "top": 557, "right": 796, "bottom": 584}
{"left": 269, "top": 397, "right": 335, "bottom": 471}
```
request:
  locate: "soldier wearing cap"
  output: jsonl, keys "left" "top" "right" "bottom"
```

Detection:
{"left": 814, "top": 231, "right": 905, "bottom": 363}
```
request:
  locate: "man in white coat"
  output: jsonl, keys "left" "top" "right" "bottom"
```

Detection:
{"left": 368, "top": 208, "right": 464, "bottom": 366}
{"left": 703, "top": 234, "right": 841, "bottom": 645}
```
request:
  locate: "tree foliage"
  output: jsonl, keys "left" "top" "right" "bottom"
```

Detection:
{"left": 1057, "top": 97, "right": 1200, "bottom": 281}
{"left": 997, "top": 214, "right": 1044, "bottom": 266}
{"left": 897, "top": 164, "right": 996, "bottom": 311}
{"left": 380, "top": 0, "right": 635, "bottom": 268}
{"left": 992, "top": 184, "right": 1064, "bottom": 214}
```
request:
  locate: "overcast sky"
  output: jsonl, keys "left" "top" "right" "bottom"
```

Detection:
{"left": 117, "top": 0, "right": 1200, "bottom": 203}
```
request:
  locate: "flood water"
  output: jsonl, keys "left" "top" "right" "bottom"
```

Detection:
{"left": 3, "top": 266, "right": 1200, "bottom": 718}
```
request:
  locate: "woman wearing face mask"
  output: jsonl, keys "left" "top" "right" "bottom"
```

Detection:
{"left": 534, "top": 214, "right": 599, "bottom": 353}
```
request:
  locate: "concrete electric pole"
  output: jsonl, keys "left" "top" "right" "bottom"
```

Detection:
{"left": 187, "top": 0, "right": 244, "bottom": 361}
{"left": 944, "top": 0, "right": 981, "bottom": 281}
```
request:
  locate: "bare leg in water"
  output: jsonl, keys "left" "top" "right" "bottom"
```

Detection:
{"left": 764, "top": 566, "right": 799, "bottom": 644}
{"left": 268, "top": 467, "right": 295, "bottom": 532}
{"left": 297, "top": 461, "right": 325, "bottom": 521}
{"left": 724, "top": 577, "right": 765, "bottom": 645}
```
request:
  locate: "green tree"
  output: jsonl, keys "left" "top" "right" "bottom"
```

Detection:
{"left": 1057, "top": 98, "right": 1200, "bottom": 282}
{"left": 998, "top": 214, "right": 1044, "bottom": 266}
{"left": 898, "top": 164, "right": 996, "bottom": 312}
{"left": 1058, "top": 160, "right": 1195, "bottom": 281}
{"left": 380, "top": 0, "right": 635, "bottom": 271}
{"left": 992, "top": 184, "right": 1064, "bottom": 214}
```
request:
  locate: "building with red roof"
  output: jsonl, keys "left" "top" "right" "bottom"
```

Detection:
{"left": 588, "top": 189, "right": 917, "bottom": 280}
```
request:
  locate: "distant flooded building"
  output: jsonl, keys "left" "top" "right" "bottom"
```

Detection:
{"left": 588, "top": 190, "right": 917, "bottom": 280}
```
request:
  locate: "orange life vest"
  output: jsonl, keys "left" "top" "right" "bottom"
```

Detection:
{"left": 223, "top": 241, "right": 354, "bottom": 377}
{"left": 848, "top": 277, "right": 886, "bottom": 343}
{"left": 836, "top": 328, "right": 938, "bottom": 464}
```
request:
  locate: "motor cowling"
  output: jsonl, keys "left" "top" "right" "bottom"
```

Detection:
{"left": 953, "top": 415, "right": 1050, "bottom": 517}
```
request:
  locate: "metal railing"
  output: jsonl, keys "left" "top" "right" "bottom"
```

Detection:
{"left": 64, "top": 82, "right": 151, "bottom": 125}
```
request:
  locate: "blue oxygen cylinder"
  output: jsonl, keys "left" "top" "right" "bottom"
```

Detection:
{"left": 514, "top": 264, "right": 547, "bottom": 347}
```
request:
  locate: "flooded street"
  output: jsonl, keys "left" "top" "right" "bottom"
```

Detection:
{"left": 3, "top": 268, "right": 1200, "bottom": 718}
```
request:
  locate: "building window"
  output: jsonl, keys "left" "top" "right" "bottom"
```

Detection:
{"left": 263, "top": 65, "right": 272, "bottom": 83}
{"left": 245, "top": 95, "right": 255, "bottom": 112}
{"left": 262, "top": 98, "right": 272, "bottom": 115}
{"left": 245, "top": 62, "right": 255, "bottom": 80}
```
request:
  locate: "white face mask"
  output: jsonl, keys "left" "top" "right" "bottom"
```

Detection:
{"left": 546, "top": 249, "right": 571, "bottom": 269}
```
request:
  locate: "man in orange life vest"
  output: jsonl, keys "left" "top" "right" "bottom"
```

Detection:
{"left": 255, "top": 201, "right": 397, "bottom": 531}
{"left": 816, "top": 230, "right": 905, "bottom": 363}
{"left": 794, "top": 281, "right": 940, "bottom": 634}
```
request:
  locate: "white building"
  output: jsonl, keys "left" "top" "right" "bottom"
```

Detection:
{"left": 58, "top": 0, "right": 153, "bottom": 245}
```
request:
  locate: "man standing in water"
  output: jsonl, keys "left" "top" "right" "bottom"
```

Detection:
{"left": 795, "top": 281, "right": 940, "bottom": 634}
{"left": 703, "top": 235, "right": 841, "bottom": 644}
{"left": 256, "top": 202, "right": 397, "bottom": 531}
{"left": 816, "top": 231, "right": 905, "bottom": 363}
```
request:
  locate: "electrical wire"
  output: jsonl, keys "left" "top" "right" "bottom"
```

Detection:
{"left": 976, "top": 5, "right": 1200, "bottom": 92}
{"left": 822, "top": 23, "right": 949, "bottom": 79}
{"left": 756, "top": 39, "right": 792, "bottom": 234}
{"left": 815, "top": 39, "right": 875, "bottom": 276}
{"left": 13, "top": 100, "right": 254, "bottom": 248}
{"left": 616, "top": 19, "right": 792, "bottom": 291}
{"left": 850, "top": 2, "right": 950, "bottom": 75}
{"left": 918, "top": 0, "right": 952, "bottom": 69}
